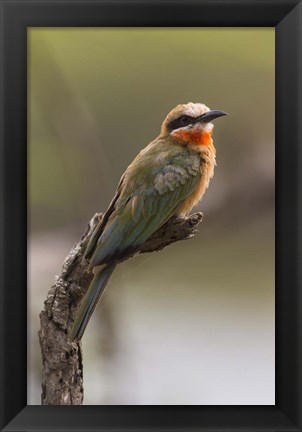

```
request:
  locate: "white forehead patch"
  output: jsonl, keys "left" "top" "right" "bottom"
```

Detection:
{"left": 182, "top": 102, "right": 210, "bottom": 117}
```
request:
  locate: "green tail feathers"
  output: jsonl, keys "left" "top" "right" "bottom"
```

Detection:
{"left": 69, "top": 262, "right": 116, "bottom": 341}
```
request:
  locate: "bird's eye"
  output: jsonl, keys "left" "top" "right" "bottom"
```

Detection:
{"left": 179, "top": 116, "right": 190, "bottom": 126}
{"left": 168, "top": 115, "right": 193, "bottom": 131}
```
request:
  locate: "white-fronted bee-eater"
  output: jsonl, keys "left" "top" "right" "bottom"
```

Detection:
{"left": 69, "top": 102, "right": 227, "bottom": 341}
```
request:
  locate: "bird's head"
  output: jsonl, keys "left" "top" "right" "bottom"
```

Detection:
{"left": 160, "top": 102, "right": 227, "bottom": 147}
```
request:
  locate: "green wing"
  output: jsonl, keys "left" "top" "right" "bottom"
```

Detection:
{"left": 85, "top": 174, "right": 125, "bottom": 260}
{"left": 89, "top": 146, "right": 201, "bottom": 267}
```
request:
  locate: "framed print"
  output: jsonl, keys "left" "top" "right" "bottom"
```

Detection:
{"left": 29, "top": 26, "right": 275, "bottom": 407}
{"left": 0, "top": 0, "right": 301, "bottom": 431}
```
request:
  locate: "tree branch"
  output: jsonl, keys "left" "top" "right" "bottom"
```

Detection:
{"left": 38, "top": 212, "right": 203, "bottom": 405}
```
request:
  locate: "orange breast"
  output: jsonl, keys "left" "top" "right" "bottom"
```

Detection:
{"left": 173, "top": 129, "right": 213, "bottom": 146}
{"left": 175, "top": 144, "right": 216, "bottom": 216}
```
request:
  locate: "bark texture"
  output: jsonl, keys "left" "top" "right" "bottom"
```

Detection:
{"left": 39, "top": 212, "right": 203, "bottom": 405}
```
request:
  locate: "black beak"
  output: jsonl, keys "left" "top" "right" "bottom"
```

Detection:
{"left": 195, "top": 110, "right": 228, "bottom": 123}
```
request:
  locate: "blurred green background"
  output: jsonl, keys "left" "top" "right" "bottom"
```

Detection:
{"left": 28, "top": 28, "right": 275, "bottom": 405}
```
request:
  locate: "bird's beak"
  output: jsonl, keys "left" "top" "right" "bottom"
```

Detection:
{"left": 195, "top": 110, "right": 228, "bottom": 123}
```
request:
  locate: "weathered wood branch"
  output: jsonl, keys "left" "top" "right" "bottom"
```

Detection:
{"left": 38, "top": 212, "right": 203, "bottom": 405}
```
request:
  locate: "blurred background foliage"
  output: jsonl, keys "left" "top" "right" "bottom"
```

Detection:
{"left": 28, "top": 28, "right": 274, "bottom": 405}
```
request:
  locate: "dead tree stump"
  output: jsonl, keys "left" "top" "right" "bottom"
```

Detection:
{"left": 39, "top": 212, "right": 203, "bottom": 405}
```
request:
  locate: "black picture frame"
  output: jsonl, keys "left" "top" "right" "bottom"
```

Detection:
{"left": 0, "top": 0, "right": 301, "bottom": 431}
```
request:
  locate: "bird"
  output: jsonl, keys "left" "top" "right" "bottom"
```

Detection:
{"left": 69, "top": 102, "right": 227, "bottom": 341}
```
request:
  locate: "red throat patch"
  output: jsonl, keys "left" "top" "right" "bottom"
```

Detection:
{"left": 173, "top": 129, "right": 213, "bottom": 146}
